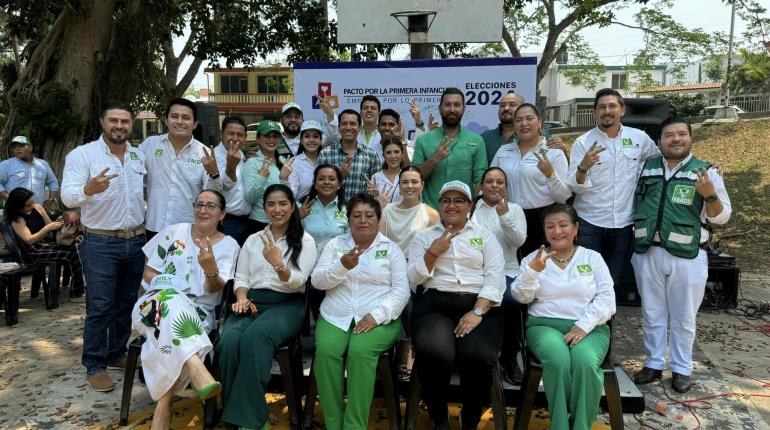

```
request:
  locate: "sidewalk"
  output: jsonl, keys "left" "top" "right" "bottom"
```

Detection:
{"left": 1, "top": 274, "right": 769, "bottom": 429}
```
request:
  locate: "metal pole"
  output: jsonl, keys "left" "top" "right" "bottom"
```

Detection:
{"left": 408, "top": 15, "right": 433, "bottom": 60}
{"left": 725, "top": 0, "right": 736, "bottom": 106}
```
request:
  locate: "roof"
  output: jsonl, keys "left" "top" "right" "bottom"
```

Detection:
{"left": 635, "top": 82, "right": 723, "bottom": 93}
{"left": 558, "top": 64, "right": 667, "bottom": 71}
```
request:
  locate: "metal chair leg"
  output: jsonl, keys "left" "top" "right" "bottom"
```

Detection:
{"left": 513, "top": 365, "right": 541, "bottom": 430}
{"left": 377, "top": 352, "right": 401, "bottom": 430}
{"left": 119, "top": 337, "right": 144, "bottom": 426}
{"left": 403, "top": 365, "right": 421, "bottom": 430}
{"left": 490, "top": 363, "right": 508, "bottom": 430}
{"left": 303, "top": 361, "right": 318, "bottom": 430}
{"left": 604, "top": 366, "right": 625, "bottom": 430}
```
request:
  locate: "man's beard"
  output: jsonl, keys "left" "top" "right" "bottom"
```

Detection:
{"left": 442, "top": 113, "right": 461, "bottom": 127}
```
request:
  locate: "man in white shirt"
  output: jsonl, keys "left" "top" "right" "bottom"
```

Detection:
{"left": 568, "top": 88, "right": 660, "bottom": 289}
{"left": 61, "top": 100, "right": 147, "bottom": 393}
{"left": 630, "top": 118, "right": 731, "bottom": 393}
{"left": 213, "top": 115, "right": 253, "bottom": 245}
{"left": 407, "top": 180, "right": 505, "bottom": 430}
{"left": 0, "top": 135, "right": 60, "bottom": 204}
{"left": 139, "top": 98, "right": 222, "bottom": 239}
{"left": 277, "top": 101, "right": 303, "bottom": 157}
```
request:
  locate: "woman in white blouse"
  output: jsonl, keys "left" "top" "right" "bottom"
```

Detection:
{"left": 369, "top": 138, "right": 405, "bottom": 206}
{"left": 216, "top": 183, "right": 317, "bottom": 430}
{"left": 283, "top": 120, "right": 324, "bottom": 201}
{"left": 311, "top": 193, "right": 410, "bottom": 430}
{"left": 469, "top": 167, "right": 527, "bottom": 384}
{"left": 379, "top": 165, "right": 440, "bottom": 253}
{"left": 491, "top": 103, "right": 571, "bottom": 258}
{"left": 511, "top": 204, "right": 615, "bottom": 430}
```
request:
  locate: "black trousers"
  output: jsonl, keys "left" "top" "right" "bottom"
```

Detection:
{"left": 411, "top": 289, "right": 504, "bottom": 427}
{"left": 519, "top": 206, "right": 547, "bottom": 260}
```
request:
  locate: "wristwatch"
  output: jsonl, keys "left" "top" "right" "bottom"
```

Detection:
{"left": 704, "top": 194, "right": 718, "bottom": 203}
{"left": 473, "top": 307, "right": 485, "bottom": 317}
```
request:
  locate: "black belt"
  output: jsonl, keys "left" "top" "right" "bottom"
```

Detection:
{"left": 225, "top": 213, "right": 251, "bottom": 220}
{"left": 652, "top": 241, "right": 709, "bottom": 250}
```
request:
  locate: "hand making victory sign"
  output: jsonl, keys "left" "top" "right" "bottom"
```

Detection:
{"left": 528, "top": 245, "right": 558, "bottom": 272}
{"left": 201, "top": 146, "right": 219, "bottom": 177}
{"left": 578, "top": 141, "right": 607, "bottom": 171}
{"left": 84, "top": 167, "right": 120, "bottom": 196}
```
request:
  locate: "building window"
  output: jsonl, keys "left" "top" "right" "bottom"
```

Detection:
{"left": 611, "top": 73, "right": 627, "bottom": 90}
{"left": 220, "top": 75, "right": 248, "bottom": 93}
{"left": 257, "top": 75, "right": 290, "bottom": 94}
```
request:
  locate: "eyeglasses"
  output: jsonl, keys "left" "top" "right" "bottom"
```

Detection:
{"left": 439, "top": 198, "right": 469, "bottom": 206}
{"left": 193, "top": 203, "right": 222, "bottom": 212}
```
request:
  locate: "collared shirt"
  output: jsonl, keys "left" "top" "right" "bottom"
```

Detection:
{"left": 327, "top": 121, "right": 384, "bottom": 165}
{"left": 372, "top": 170, "right": 401, "bottom": 203}
{"left": 287, "top": 152, "right": 317, "bottom": 201}
{"left": 568, "top": 126, "right": 659, "bottom": 228}
{"left": 312, "top": 232, "right": 410, "bottom": 331}
{"left": 214, "top": 142, "right": 251, "bottom": 216}
{"left": 471, "top": 199, "right": 527, "bottom": 277}
{"left": 139, "top": 134, "right": 223, "bottom": 232}
{"left": 0, "top": 157, "right": 59, "bottom": 203}
{"left": 407, "top": 220, "right": 506, "bottom": 304}
{"left": 318, "top": 143, "right": 380, "bottom": 201}
{"left": 278, "top": 134, "right": 302, "bottom": 158}
{"left": 652, "top": 154, "right": 732, "bottom": 243}
{"left": 491, "top": 138, "right": 572, "bottom": 209}
{"left": 61, "top": 136, "right": 146, "bottom": 230}
{"left": 481, "top": 125, "right": 516, "bottom": 165}
{"left": 300, "top": 198, "right": 349, "bottom": 254}
{"left": 242, "top": 152, "right": 289, "bottom": 223}
{"left": 234, "top": 229, "right": 317, "bottom": 294}
{"left": 411, "top": 126, "right": 488, "bottom": 211}
{"left": 512, "top": 247, "right": 616, "bottom": 334}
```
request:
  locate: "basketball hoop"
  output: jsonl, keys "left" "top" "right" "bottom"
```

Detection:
{"left": 391, "top": 10, "right": 437, "bottom": 41}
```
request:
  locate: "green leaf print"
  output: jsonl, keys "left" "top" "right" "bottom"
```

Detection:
{"left": 157, "top": 244, "right": 166, "bottom": 260}
{"left": 196, "top": 306, "right": 207, "bottom": 321}
{"left": 164, "top": 262, "right": 177, "bottom": 275}
{"left": 157, "top": 289, "right": 178, "bottom": 302}
{"left": 159, "top": 302, "right": 169, "bottom": 318}
{"left": 172, "top": 312, "right": 204, "bottom": 340}
{"left": 172, "top": 339, "right": 180, "bottom": 346}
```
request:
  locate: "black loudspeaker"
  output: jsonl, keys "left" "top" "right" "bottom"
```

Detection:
{"left": 621, "top": 98, "right": 671, "bottom": 142}
{"left": 700, "top": 251, "right": 740, "bottom": 310}
{"left": 193, "top": 102, "right": 221, "bottom": 147}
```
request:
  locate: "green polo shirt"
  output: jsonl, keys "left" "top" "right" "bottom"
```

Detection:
{"left": 412, "top": 126, "right": 488, "bottom": 211}
{"left": 481, "top": 125, "right": 517, "bottom": 165}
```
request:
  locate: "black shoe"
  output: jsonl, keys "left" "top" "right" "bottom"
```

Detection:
{"left": 672, "top": 372, "right": 692, "bottom": 393}
{"left": 634, "top": 367, "right": 663, "bottom": 384}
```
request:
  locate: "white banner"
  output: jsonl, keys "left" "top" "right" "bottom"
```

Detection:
{"left": 293, "top": 57, "right": 537, "bottom": 141}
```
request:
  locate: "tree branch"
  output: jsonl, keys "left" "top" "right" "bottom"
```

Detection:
{"left": 174, "top": 55, "right": 204, "bottom": 98}
{"left": 609, "top": 20, "right": 672, "bottom": 38}
{"left": 502, "top": 25, "right": 521, "bottom": 57}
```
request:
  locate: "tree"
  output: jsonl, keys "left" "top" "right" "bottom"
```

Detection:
{"left": 729, "top": 48, "right": 770, "bottom": 94}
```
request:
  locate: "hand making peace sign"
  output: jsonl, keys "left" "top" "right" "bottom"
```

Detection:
{"left": 195, "top": 236, "right": 218, "bottom": 274}
{"left": 201, "top": 146, "right": 219, "bottom": 177}
{"left": 260, "top": 229, "right": 284, "bottom": 268}
{"left": 84, "top": 167, "right": 120, "bottom": 196}
{"left": 578, "top": 141, "right": 607, "bottom": 171}
{"left": 528, "top": 245, "right": 558, "bottom": 272}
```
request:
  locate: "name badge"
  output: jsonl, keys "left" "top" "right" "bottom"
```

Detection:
{"left": 469, "top": 237, "right": 483, "bottom": 250}
{"left": 671, "top": 185, "right": 695, "bottom": 206}
{"left": 129, "top": 152, "right": 139, "bottom": 161}
{"left": 334, "top": 210, "right": 346, "bottom": 221}
{"left": 155, "top": 149, "right": 164, "bottom": 157}
{"left": 577, "top": 264, "right": 593, "bottom": 275}
{"left": 622, "top": 138, "right": 633, "bottom": 149}
{"left": 375, "top": 249, "right": 389, "bottom": 259}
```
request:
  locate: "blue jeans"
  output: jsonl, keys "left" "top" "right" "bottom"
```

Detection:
{"left": 81, "top": 232, "right": 146, "bottom": 374}
{"left": 578, "top": 218, "right": 633, "bottom": 287}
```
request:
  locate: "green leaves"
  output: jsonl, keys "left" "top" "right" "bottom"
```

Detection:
{"left": 172, "top": 312, "right": 205, "bottom": 340}
{"left": 157, "top": 245, "right": 166, "bottom": 260}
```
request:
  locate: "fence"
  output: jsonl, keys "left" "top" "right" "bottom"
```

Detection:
{"left": 731, "top": 94, "right": 770, "bottom": 113}
{"left": 575, "top": 109, "right": 595, "bottom": 127}
{"left": 209, "top": 93, "right": 294, "bottom": 105}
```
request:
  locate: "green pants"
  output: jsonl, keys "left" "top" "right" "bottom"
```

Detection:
{"left": 313, "top": 316, "right": 401, "bottom": 430}
{"left": 526, "top": 316, "right": 610, "bottom": 430}
{"left": 216, "top": 289, "right": 304, "bottom": 429}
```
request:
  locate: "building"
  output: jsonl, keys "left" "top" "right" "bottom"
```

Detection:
{"left": 204, "top": 66, "right": 295, "bottom": 125}
{"left": 634, "top": 82, "right": 724, "bottom": 104}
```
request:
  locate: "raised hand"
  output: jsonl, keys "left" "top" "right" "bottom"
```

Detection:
{"left": 260, "top": 230, "right": 284, "bottom": 268}
{"left": 694, "top": 167, "right": 716, "bottom": 198}
{"left": 428, "top": 112, "right": 439, "bottom": 130}
{"left": 259, "top": 156, "right": 272, "bottom": 177}
{"left": 377, "top": 184, "right": 392, "bottom": 208}
{"left": 578, "top": 141, "right": 606, "bottom": 171}
{"left": 409, "top": 99, "right": 423, "bottom": 125}
{"left": 319, "top": 95, "right": 334, "bottom": 119}
{"left": 528, "top": 245, "right": 558, "bottom": 272}
{"left": 195, "top": 236, "right": 218, "bottom": 274}
{"left": 563, "top": 325, "right": 588, "bottom": 347}
{"left": 226, "top": 139, "right": 242, "bottom": 168}
{"left": 299, "top": 196, "right": 315, "bottom": 219}
{"left": 428, "top": 226, "right": 455, "bottom": 257}
{"left": 280, "top": 157, "right": 294, "bottom": 180}
{"left": 534, "top": 149, "right": 555, "bottom": 178}
{"left": 495, "top": 195, "right": 509, "bottom": 216}
{"left": 430, "top": 135, "right": 451, "bottom": 163}
{"left": 84, "top": 167, "right": 120, "bottom": 196}
{"left": 201, "top": 146, "right": 219, "bottom": 177}
{"left": 341, "top": 155, "right": 354, "bottom": 179}
{"left": 340, "top": 245, "right": 363, "bottom": 270}
{"left": 367, "top": 176, "right": 379, "bottom": 196}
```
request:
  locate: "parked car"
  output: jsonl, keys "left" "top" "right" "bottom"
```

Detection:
{"left": 542, "top": 121, "right": 569, "bottom": 130}
{"left": 702, "top": 105, "right": 745, "bottom": 117}
{"left": 702, "top": 106, "right": 742, "bottom": 126}
{"left": 246, "top": 123, "right": 259, "bottom": 143}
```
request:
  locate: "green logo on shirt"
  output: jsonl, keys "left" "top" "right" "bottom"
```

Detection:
{"left": 671, "top": 185, "right": 695, "bottom": 206}
{"left": 155, "top": 149, "right": 163, "bottom": 157}
{"left": 577, "top": 265, "right": 593, "bottom": 275}
{"left": 375, "top": 249, "right": 388, "bottom": 259}
{"left": 469, "top": 237, "right": 483, "bottom": 250}
{"left": 334, "top": 210, "right": 346, "bottom": 221}
{"left": 129, "top": 152, "right": 139, "bottom": 160}
{"left": 622, "top": 138, "right": 633, "bottom": 148}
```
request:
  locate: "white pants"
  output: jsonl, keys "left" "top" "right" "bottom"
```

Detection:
{"left": 631, "top": 247, "right": 708, "bottom": 375}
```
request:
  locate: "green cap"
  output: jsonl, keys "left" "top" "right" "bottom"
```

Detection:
{"left": 257, "top": 120, "right": 282, "bottom": 136}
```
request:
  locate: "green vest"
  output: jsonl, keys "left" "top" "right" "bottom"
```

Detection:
{"left": 633, "top": 156, "right": 711, "bottom": 259}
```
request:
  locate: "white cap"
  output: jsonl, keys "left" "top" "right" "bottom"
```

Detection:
{"left": 282, "top": 102, "right": 302, "bottom": 115}
{"left": 11, "top": 135, "right": 29, "bottom": 145}
{"left": 300, "top": 120, "right": 324, "bottom": 135}
{"left": 439, "top": 180, "right": 472, "bottom": 201}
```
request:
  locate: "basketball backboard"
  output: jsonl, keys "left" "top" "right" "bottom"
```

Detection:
{"left": 337, "top": 0, "right": 504, "bottom": 44}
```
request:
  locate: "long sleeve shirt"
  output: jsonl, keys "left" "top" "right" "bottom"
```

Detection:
{"left": 491, "top": 138, "right": 572, "bottom": 209}
{"left": 0, "top": 157, "right": 59, "bottom": 203}
{"left": 567, "top": 126, "right": 659, "bottom": 228}
{"left": 139, "top": 134, "right": 223, "bottom": 232}
{"left": 300, "top": 198, "right": 350, "bottom": 254}
{"left": 312, "top": 232, "right": 410, "bottom": 331}
{"left": 471, "top": 199, "right": 527, "bottom": 277}
{"left": 318, "top": 143, "right": 380, "bottom": 201}
{"left": 511, "top": 247, "right": 616, "bottom": 333}
{"left": 214, "top": 142, "right": 251, "bottom": 216}
{"left": 234, "top": 230, "right": 317, "bottom": 294}
{"left": 242, "top": 152, "right": 289, "bottom": 223}
{"left": 61, "top": 136, "right": 146, "bottom": 230}
{"left": 287, "top": 152, "right": 317, "bottom": 201}
{"left": 407, "top": 221, "right": 506, "bottom": 304}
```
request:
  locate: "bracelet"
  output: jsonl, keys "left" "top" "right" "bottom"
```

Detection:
{"left": 704, "top": 194, "right": 718, "bottom": 203}
{"left": 576, "top": 164, "right": 589, "bottom": 174}
{"left": 547, "top": 171, "right": 556, "bottom": 179}
{"left": 204, "top": 271, "right": 220, "bottom": 279}
{"left": 273, "top": 264, "right": 288, "bottom": 273}
{"left": 415, "top": 121, "right": 425, "bottom": 128}
{"left": 209, "top": 172, "right": 220, "bottom": 179}
{"left": 426, "top": 249, "right": 440, "bottom": 259}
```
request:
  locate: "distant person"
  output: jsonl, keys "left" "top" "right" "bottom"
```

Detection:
{"left": 243, "top": 120, "right": 288, "bottom": 232}
{"left": 61, "top": 100, "right": 146, "bottom": 392}
{"left": 278, "top": 101, "right": 304, "bottom": 157}
{"left": 214, "top": 116, "right": 253, "bottom": 245}
{"left": 140, "top": 98, "right": 222, "bottom": 240}
{"left": 567, "top": 88, "right": 659, "bottom": 288}
{"left": 318, "top": 109, "right": 380, "bottom": 201}
{"left": 0, "top": 135, "right": 59, "bottom": 204}
{"left": 631, "top": 118, "right": 731, "bottom": 393}
{"left": 412, "top": 87, "right": 488, "bottom": 211}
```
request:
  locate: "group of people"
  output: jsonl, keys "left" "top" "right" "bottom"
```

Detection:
{"left": 0, "top": 83, "right": 732, "bottom": 430}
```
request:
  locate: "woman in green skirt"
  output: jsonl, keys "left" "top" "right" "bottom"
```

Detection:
{"left": 511, "top": 204, "right": 616, "bottom": 430}
{"left": 216, "top": 183, "right": 318, "bottom": 430}
{"left": 311, "top": 193, "right": 410, "bottom": 430}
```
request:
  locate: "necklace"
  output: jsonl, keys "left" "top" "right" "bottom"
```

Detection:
{"left": 549, "top": 246, "right": 576, "bottom": 265}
